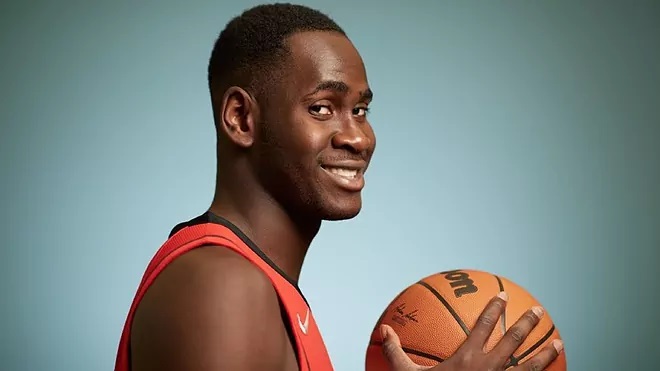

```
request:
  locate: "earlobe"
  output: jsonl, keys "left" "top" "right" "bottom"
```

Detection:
{"left": 220, "top": 86, "right": 256, "bottom": 148}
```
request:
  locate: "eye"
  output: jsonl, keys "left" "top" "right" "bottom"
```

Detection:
{"left": 352, "top": 106, "right": 370, "bottom": 117}
{"left": 309, "top": 105, "right": 332, "bottom": 116}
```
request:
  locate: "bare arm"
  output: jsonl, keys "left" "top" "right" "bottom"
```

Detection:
{"left": 130, "top": 246, "right": 294, "bottom": 371}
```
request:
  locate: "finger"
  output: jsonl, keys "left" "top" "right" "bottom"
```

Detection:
{"left": 491, "top": 306, "right": 544, "bottom": 363}
{"left": 460, "top": 292, "right": 509, "bottom": 350}
{"left": 380, "top": 324, "right": 419, "bottom": 370}
{"left": 512, "top": 339, "right": 563, "bottom": 371}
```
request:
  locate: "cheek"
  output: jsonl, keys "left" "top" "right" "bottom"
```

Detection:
{"left": 288, "top": 117, "right": 329, "bottom": 163}
{"left": 262, "top": 122, "right": 325, "bottom": 179}
{"left": 305, "top": 126, "right": 330, "bottom": 159}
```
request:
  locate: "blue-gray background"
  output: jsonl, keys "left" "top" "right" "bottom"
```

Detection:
{"left": 1, "top": 1, "right": 658, "bottom": 370}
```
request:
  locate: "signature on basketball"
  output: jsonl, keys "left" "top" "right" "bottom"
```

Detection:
{"left": 391, "top": 303, "right": 418, "bottom": 326}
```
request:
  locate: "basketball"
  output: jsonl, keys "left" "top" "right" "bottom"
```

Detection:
{"left": 365, "top": 269, "right": 566, "bottom": 370}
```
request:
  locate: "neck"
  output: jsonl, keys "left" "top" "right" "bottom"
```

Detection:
{"left": 208, "top": 181, "right": 321, "bottom": 282}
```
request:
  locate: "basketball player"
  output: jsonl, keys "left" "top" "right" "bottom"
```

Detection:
{"left": 114, "top": 4, "right": 564, "bottom": 371}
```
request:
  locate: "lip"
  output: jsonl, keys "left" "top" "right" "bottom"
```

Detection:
{"left": 320, "top": 162, "right": 366, "bottom": 192}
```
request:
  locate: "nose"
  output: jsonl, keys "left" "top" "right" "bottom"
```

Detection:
{"left": 331, "top": 122, "right": 372, "bottom": 154}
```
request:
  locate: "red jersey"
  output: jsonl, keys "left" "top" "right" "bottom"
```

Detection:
{"left": 115, "top": 212, "right": 334, "bottom": 371}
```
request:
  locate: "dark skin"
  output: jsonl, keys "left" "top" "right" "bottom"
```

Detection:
{"left": 130, "top": 30, "right": 563, "bottom": 371}
{"left": 382, "top": 292, "right": 565, "bottom": 370}
{"left": 130, "top": 30, "right": 375, "bottom": 371}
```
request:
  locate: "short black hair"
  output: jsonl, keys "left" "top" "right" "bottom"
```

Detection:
{"left": 207, "top": 3, "right": 345, "bottom": 108}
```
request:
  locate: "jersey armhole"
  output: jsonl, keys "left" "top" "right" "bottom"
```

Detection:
{"left": 277, "top": 297, "right": 301, "bottom": 365}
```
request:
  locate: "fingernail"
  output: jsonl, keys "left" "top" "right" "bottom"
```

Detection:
{"left": 380, "top": 324, "right": 389, "bottom": 342}
{"left": 552, "top": 339, "right": 564, "bottom": 353}
{"left": 532, "top": 306, "right": 545, "bottom": 318}
{"left": 497, "top": 291, "right": 509, "bottom": 301}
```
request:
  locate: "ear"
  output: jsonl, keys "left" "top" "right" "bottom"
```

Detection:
{"left": 218, "top": 86, "right": 258, "bottom": 148}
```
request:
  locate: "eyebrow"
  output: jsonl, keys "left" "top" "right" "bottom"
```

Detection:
{"left": 307, "top": 80, "right": 374, "bottom": 101}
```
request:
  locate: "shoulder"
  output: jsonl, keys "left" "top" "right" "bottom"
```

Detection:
{"left": 130, "top": 245, "right": 291, "bottom": 371}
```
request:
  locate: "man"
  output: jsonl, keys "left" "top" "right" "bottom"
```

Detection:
{"left": 115, "top": 3, "right": 563, "bottom": 371}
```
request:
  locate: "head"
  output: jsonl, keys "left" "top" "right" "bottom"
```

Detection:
{"left": 208, "top": 3, "right": 376, "bottom": 222}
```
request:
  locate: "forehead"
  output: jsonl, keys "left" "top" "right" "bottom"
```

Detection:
{"left": 282, "top": 31, "right": 369, "bottom": 93}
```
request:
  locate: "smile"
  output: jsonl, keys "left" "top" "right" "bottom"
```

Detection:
{"left": 320, "top": 163, "right": 366, "bottom": 192}
{"left": 324, "top": 167, "right": 359, "bottom": 179}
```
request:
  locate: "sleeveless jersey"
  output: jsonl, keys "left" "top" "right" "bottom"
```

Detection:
{"left": 114, "top": 212, "right": 334, "bottom": 371}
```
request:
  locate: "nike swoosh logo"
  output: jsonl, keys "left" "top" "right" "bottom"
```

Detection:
{"left": 297, "top": 309, "right": 310, "bottom": 335}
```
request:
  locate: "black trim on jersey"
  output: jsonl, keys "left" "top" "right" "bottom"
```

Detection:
{"left": 169, "top": 211, "right": 308, "bottom": 304}
{"left": 170, "top": 212, "right": 305, "bottom": 366}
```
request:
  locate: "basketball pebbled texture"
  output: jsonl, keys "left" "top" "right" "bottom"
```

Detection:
{"left": 365, "top": 269, "right": 566, "bottom": 370}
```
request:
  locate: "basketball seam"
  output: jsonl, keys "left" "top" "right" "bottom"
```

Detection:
{"left": 386, "top": 275, "right": 556, "bottom": 369}
{"left": 416, "top": 280, "right": 471, "bottom": 336}
{"left": 506, "top": 325, "right": 557, "bottom": 367}
{"left": 369, "top": 341, "right": 444, "bottom": 363}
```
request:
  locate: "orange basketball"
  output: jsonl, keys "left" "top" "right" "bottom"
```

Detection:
{"left": 365, "top": 269, "right": 566, "bottom": 370}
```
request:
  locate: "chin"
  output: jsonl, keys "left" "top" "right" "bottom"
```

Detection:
{"left": 319, "top": 198, "right": 363, "bottom": 221}
{"left": 322, "top": 209, "right": 361, "bottom": 221}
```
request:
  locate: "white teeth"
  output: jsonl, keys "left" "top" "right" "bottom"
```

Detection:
{"left": 327, "top": 167, "right": 358, "bottom": 179}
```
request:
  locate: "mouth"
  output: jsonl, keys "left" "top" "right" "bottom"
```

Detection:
{"left": 320, "top": 163, "right": 366, "bottom": 192}
{"left": 322, "top": 166, "right": 361, "bottom": 179}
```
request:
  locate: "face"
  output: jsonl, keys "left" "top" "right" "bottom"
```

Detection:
{"left": 252, "top": 31, "right": 376, "bottom": 221}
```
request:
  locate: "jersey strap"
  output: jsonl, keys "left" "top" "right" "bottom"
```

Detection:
{"left": 114, "top": 222, "right": 334, "bottom": 371}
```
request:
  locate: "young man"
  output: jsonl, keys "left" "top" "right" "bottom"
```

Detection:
{"left": 115, "top": 4, "right": 563, "bottom": 371}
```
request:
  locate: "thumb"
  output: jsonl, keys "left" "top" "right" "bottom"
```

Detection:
{"left": 380, "top": 324, "right": 418, "bottom": 370}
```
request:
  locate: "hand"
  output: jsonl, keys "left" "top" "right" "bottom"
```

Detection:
{"left": 380, "top": 292, "right": 564, "bottom": 371}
